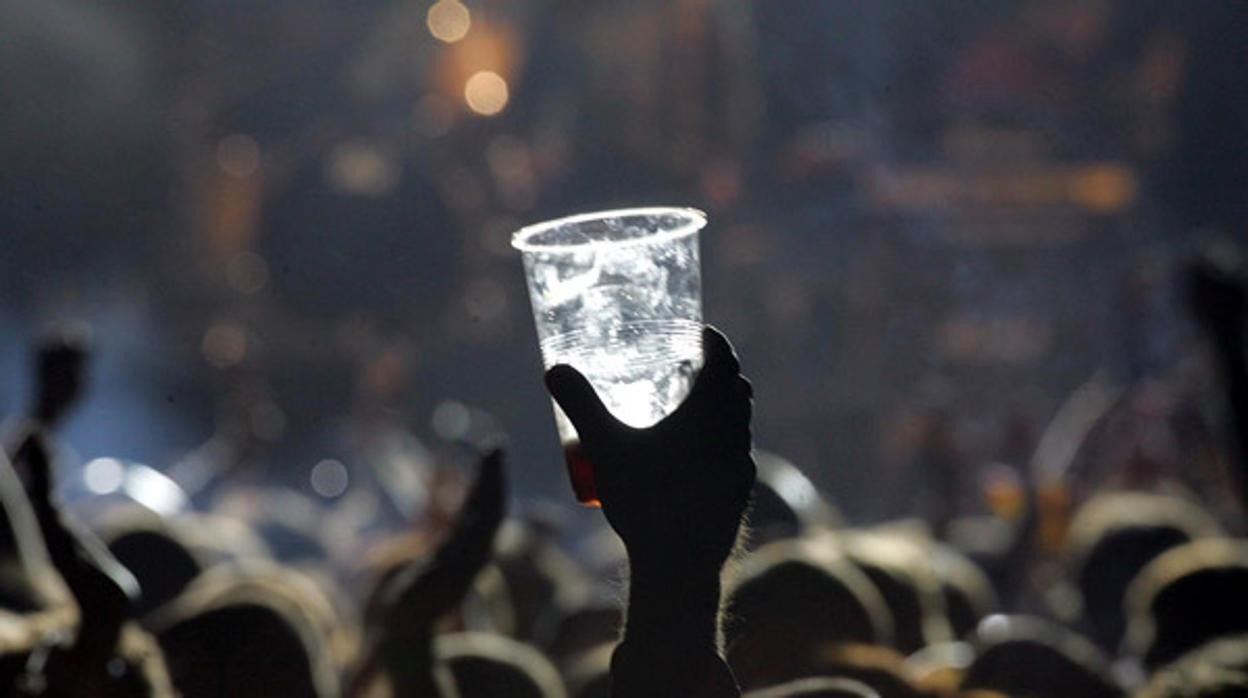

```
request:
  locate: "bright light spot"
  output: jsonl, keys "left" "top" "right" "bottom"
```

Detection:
{"left": 311, "top": 459, "right": 349, "bottom": 498}
{"left": 427, "top": 0, "right": 471, "bottom": 43}
{"left": 216, "top": 134, "right": 260, "bottom": 178}
{"left": 123, "top": 465, "right": 188, "bottom": 515}
{"left": 226, "top": 251, "right": 269, "bottom": 294}
{"left": 325, "top": 141, "right": 399, "bottom": 197}
{"left": 84, "top": 458, "right": 124, "bottom": 495}
{"left": 202, "top": 321, "right": 247, "bottom": 368}
{"left": 464, "top": 71, "right": 509, "bottom": 116}
{"left": 432, "top": 401, "right": 471, "bottom": 441}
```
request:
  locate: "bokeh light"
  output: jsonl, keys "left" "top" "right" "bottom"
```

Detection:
{"left": 325, "top": 140, "right": 399, "bottom": 197}
{"left": 432, "top": 400, "right": 471, "bottom": 441}
{"left": 216, "top": 134, "right": 260, "bottom": 178}
{"left": 427, "top": 0, "right": 471, "bottom": 44}
{"left": 464, "top": 70, "right": 509, "bottom": 116}
{"left": 311, "top": 459, "right": 349, "bottom": 498}
{"left": 84, "top": 458, "right": 125, "bottom": 495}
{"left": 202, "top": 321, "right": 247, "bottom": 368}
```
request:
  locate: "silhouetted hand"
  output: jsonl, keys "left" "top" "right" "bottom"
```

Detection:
{"left": 380, "top": 447, "right": 505, "bottom": 637}
{"left": 13, "top": 331, "right": 140, "bottom": 674}
{"left": 11, "top": 433, "right": 140, "bottom": 694}
{"left": 546, "top": 326, "right": 755, "bottom": 574}
{"left": 349, "top": 448, "right": 505, "bottom": 698}
{"left": 546, "top": 326, "right": 755, "bottom": 698}
{"left": 31, "top": 332, "right": 90, "bottom": 429}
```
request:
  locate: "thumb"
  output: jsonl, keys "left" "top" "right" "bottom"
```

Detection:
{"left": 545, "top": 365, "right": 618, "bottom": 441}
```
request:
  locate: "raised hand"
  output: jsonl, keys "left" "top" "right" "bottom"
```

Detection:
{"left": 545, "top": 325, "right": 755, "bottom": 698}
{"left": 545, "top": 326, "right": 755, "bottom": 575}
{"left": 30, "top": 330, "right": 90, "bottom": 429}
{"left": 380, "top": 447, "right": 505, "bottom": 636}
{"left": 348, "top": 448, "right": 505, "bottom": 698}
{"left": 10, "top": 433, "right": 140, "bottom": 694}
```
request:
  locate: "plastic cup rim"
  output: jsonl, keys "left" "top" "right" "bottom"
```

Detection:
{"left": 511, "top": 206, "right": 707, "bottom": 254}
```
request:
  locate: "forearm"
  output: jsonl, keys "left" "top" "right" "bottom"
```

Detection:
{"left": 367, "top": 635, "right": 455, "bottom": 698}
{"left": 611, "top": 563, "right": 739, "bottom": 698}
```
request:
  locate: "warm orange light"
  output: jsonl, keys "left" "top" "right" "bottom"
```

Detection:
{"left": 464, "top": 71, "right": 509, "bottom": 116}
{"left": 1071, "top": 164, "right": 1137, "bottom": 213}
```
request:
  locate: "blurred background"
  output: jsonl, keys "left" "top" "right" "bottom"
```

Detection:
{"left": 2, "top": 0, "right": 1246, "bottom": 530}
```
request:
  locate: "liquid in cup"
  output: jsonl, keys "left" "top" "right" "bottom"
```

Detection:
{"left": 513, "top": 208, "right": 706, "bottom": 505}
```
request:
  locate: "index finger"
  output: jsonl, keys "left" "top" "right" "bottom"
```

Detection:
{"left": 694, "top": 325, "right": 742, "bottom": 390}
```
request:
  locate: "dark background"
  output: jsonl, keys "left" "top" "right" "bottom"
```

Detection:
{"left": 1, "top": 0, "right": 1245, "bottom": 524}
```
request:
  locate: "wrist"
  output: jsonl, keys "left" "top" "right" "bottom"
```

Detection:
{"left": 611, "top": 638, "right": 739, "bottom": 698}
{"left": 624, "top": 561, "right": 723, "bottom": 647}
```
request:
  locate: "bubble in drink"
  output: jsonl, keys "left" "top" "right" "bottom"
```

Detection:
{"left": 514, "top": 208, "right": 706, "bottom": 505}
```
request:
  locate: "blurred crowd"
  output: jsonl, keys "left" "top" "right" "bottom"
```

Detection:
{"left": 0, "top": 250, "right": 1246, "bottom": 698}
{"left": 2, "top": 0, "right": 1248, "bottom": 696}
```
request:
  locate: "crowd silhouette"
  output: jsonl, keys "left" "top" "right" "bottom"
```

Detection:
{"left": 0, "top": 251, "right": 1242, "bottom": 698}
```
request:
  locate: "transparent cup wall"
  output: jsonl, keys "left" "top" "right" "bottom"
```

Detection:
{"left": 515, "top": 208, "right": 706, "bottom": 446}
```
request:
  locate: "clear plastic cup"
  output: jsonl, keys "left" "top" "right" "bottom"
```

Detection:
{"left": 513, "top": 207, "right": 706, "bottom": 505}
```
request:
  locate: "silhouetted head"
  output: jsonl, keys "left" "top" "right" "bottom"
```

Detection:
{"left": 151, "top": 566, "right": 340, "bottom": 698}
{"left": 1062, "top": 492, "right": 1221, "bottom": 651}
{"left": 842, "top": 531, "right": 954, "bottom": 653}
{"left": 724, "top": 537, "right": 894, "bottom": 689}
{"left": 437, "top": 632, "right": 566, "bottom": 698}
{"left": 1125, "top": 539, "right": 1248, "bottom": 670}
{"left": 1137, "top": 634, "right": 1248, "bottom": 698}
{"left": 963, "top": 615, "right": 1123, "bottom": 698}
{"left": 747, "top": 451, "right": 840, "bottom": 548}
{"left": 99, "top": 513, "right": 204, "bottom": 618}
{"left": 157, "top": 602, "right": 324, "bottom": 698}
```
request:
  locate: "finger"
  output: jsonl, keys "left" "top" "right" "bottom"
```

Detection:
{"left": 545, "top": 365, "right": 618, "bottom": 440}
{"left": 684, "top": 329, "right": 745, "bottom": 415}
{"left": 434, "top": 447, "right": 506, "bottom": 570}
{"left": 701, "top": 325, "right": 741, "bottom": 379}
